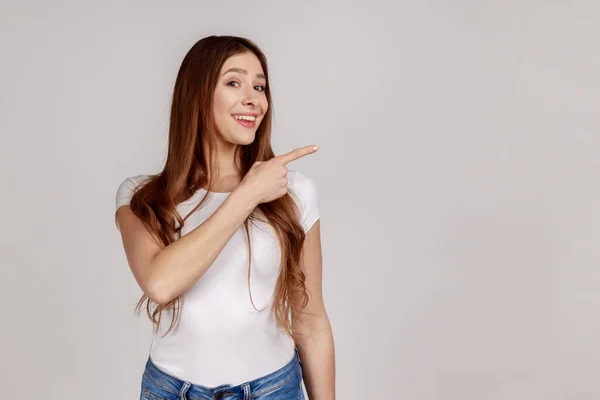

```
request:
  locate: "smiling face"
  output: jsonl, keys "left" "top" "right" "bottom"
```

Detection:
{"left": 212, "top": 51, "right": 269, "bottom": 148}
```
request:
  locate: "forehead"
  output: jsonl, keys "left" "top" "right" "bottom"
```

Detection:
{"left": 220, "top": 52, "right": 265, "bottom": 77}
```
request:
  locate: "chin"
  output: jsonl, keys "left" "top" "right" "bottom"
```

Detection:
{"left": 228, "top": 133, "right": 256, "bottom": 146}
{"left": 240, "top": 134, "right": 256, "bottom": 145}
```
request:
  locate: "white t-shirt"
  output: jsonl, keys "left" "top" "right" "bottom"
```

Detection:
{"left": 115, "top": 169, "right": 319, "bottom": 386}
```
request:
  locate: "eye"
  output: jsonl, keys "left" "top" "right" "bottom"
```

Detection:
{"left": 227, "top": 81, "right": 266, "bottom": 92}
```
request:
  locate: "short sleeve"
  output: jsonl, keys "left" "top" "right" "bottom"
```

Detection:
{"left": 115, "top": 175, "right": 149, "bottom": 211}
{"left": 115, "top": 177, "right": 136, "bottom": 211}
{"left": 114, "top": 175, "right": 150, "bottom": 231}
{"left": 288, "top": 170, "right": 320, "bottom": 233}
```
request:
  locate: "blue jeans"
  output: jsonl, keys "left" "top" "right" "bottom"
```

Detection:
{"left": 140, "top": 347, "right": 305, "bottom": 400}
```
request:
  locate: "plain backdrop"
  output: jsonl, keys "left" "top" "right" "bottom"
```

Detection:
{"left": 1, "top": 1, "right": 598, "bottom": 399}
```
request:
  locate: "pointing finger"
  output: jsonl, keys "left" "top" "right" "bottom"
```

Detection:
{"left": 277, "top": 145, "right": 319, "bottom": 165}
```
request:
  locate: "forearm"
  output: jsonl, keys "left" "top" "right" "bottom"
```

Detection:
{"left": 294, "top": 322, "right": 336, "bottom": 400}
{"left": 149, "top": 188, "right": 256, "bottom": 304}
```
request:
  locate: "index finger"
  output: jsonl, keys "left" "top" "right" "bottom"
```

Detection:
{"left": 277, "top": 145, "right": 319, "bottom": 165}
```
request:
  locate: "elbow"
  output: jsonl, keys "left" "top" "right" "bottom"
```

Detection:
{"left": 144, "top": 257, "right": 174, "bottom": 306}
{"left": 145, "top": 278, "right": 172, "bottom": 306}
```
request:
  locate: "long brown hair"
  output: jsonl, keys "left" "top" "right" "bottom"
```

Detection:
{"left": 125, "top": 35, "right": 309, "bottom": 339}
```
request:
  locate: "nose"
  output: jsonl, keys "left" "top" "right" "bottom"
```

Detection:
{"left": 241, "top": 87, "right": 259, "bottom": 107}
{"left": 242, "top": 97, "right": 256, "bottom": 107}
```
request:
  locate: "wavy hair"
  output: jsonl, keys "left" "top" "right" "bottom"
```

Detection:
{"left": 123, "top": 35, "right": 309, "bottom": 339}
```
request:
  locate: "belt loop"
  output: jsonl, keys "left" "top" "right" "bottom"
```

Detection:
{"left": 179, "top": 381, "right": 191, "bottom": 399}
{"left": 243, "top": 382, "right": 251, "bottom": 400}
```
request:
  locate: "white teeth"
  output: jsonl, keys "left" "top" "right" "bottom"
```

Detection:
{"left": 232, "top": 115, "right": 256, "bottom": 121}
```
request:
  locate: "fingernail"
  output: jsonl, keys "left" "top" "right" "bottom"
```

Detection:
{"left": 313, "top": 146, "right": 319, "bottom": 151}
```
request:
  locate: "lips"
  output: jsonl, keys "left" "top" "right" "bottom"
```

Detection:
{"left": 232, "top": 116, "right": 256, "bottom": 128}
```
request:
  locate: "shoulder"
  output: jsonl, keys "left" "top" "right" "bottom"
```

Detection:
{"left": 287, "top": 169, "right": 317, "bottom": 194}
{"left": 116, "top": 174, "right": 152, "bottom": 195}
{"left": 115, "top": 174, "right": 152, "bottom": 209}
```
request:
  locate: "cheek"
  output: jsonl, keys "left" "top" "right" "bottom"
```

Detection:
{"left": 213, "top": 91, "right": 227, "bottom": 111}
{"left": 212, "top": 96, "right": 230, "bottom": 126}
{"left": 261, "top": 97, "right": 269, "bottom": 112}
{"left": 213, "top": 87, "right": 235, "bottom": 108}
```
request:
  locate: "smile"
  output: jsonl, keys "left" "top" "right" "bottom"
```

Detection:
{"left": 232, "top": 115, "right": 256, "bottom": 128}
{"left": 232, "top": 114, "right": 257, "bottom": 121}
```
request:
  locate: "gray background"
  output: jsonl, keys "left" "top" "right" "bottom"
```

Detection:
{"left": 1, "top": 1, "right": 598, "bottom": 399}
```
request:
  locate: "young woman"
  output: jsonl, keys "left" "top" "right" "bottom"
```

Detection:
{"left": 115, "top": 35, "right": 335, "bottom": 400}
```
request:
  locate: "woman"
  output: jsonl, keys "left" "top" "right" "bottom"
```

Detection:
{"left": 115, "top": 35, "right": 335, "bottom": 400}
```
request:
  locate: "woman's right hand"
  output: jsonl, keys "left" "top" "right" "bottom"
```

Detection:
{"left": 236, "top": 145, "right": 319, "bottom": 206}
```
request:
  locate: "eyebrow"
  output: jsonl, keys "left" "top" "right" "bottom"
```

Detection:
{"left": 221, "top": 67, "right": 266, "bottom": 80}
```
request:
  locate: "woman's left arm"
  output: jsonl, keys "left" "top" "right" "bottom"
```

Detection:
{"left": 292, "top": 219, "right": 336, "bottom": 400}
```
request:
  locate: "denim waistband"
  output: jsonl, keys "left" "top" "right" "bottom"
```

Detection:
{"left": 142, "top": 347, "right": 302, "bottom": 399}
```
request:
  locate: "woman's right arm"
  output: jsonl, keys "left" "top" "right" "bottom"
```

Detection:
{"left": 116, "top": 187, "right": 256, "bottom": 305}
{"left": 116, "top": 145, "right": 318, "bottom": 305}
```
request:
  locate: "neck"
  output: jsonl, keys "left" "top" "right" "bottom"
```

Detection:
{"left": 204, "top": 141, "right": 242, "bottom": 190}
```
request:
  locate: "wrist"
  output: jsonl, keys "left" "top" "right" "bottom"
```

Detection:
{"left": 229, "top": 185, "right": 258, "bottom": 214}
